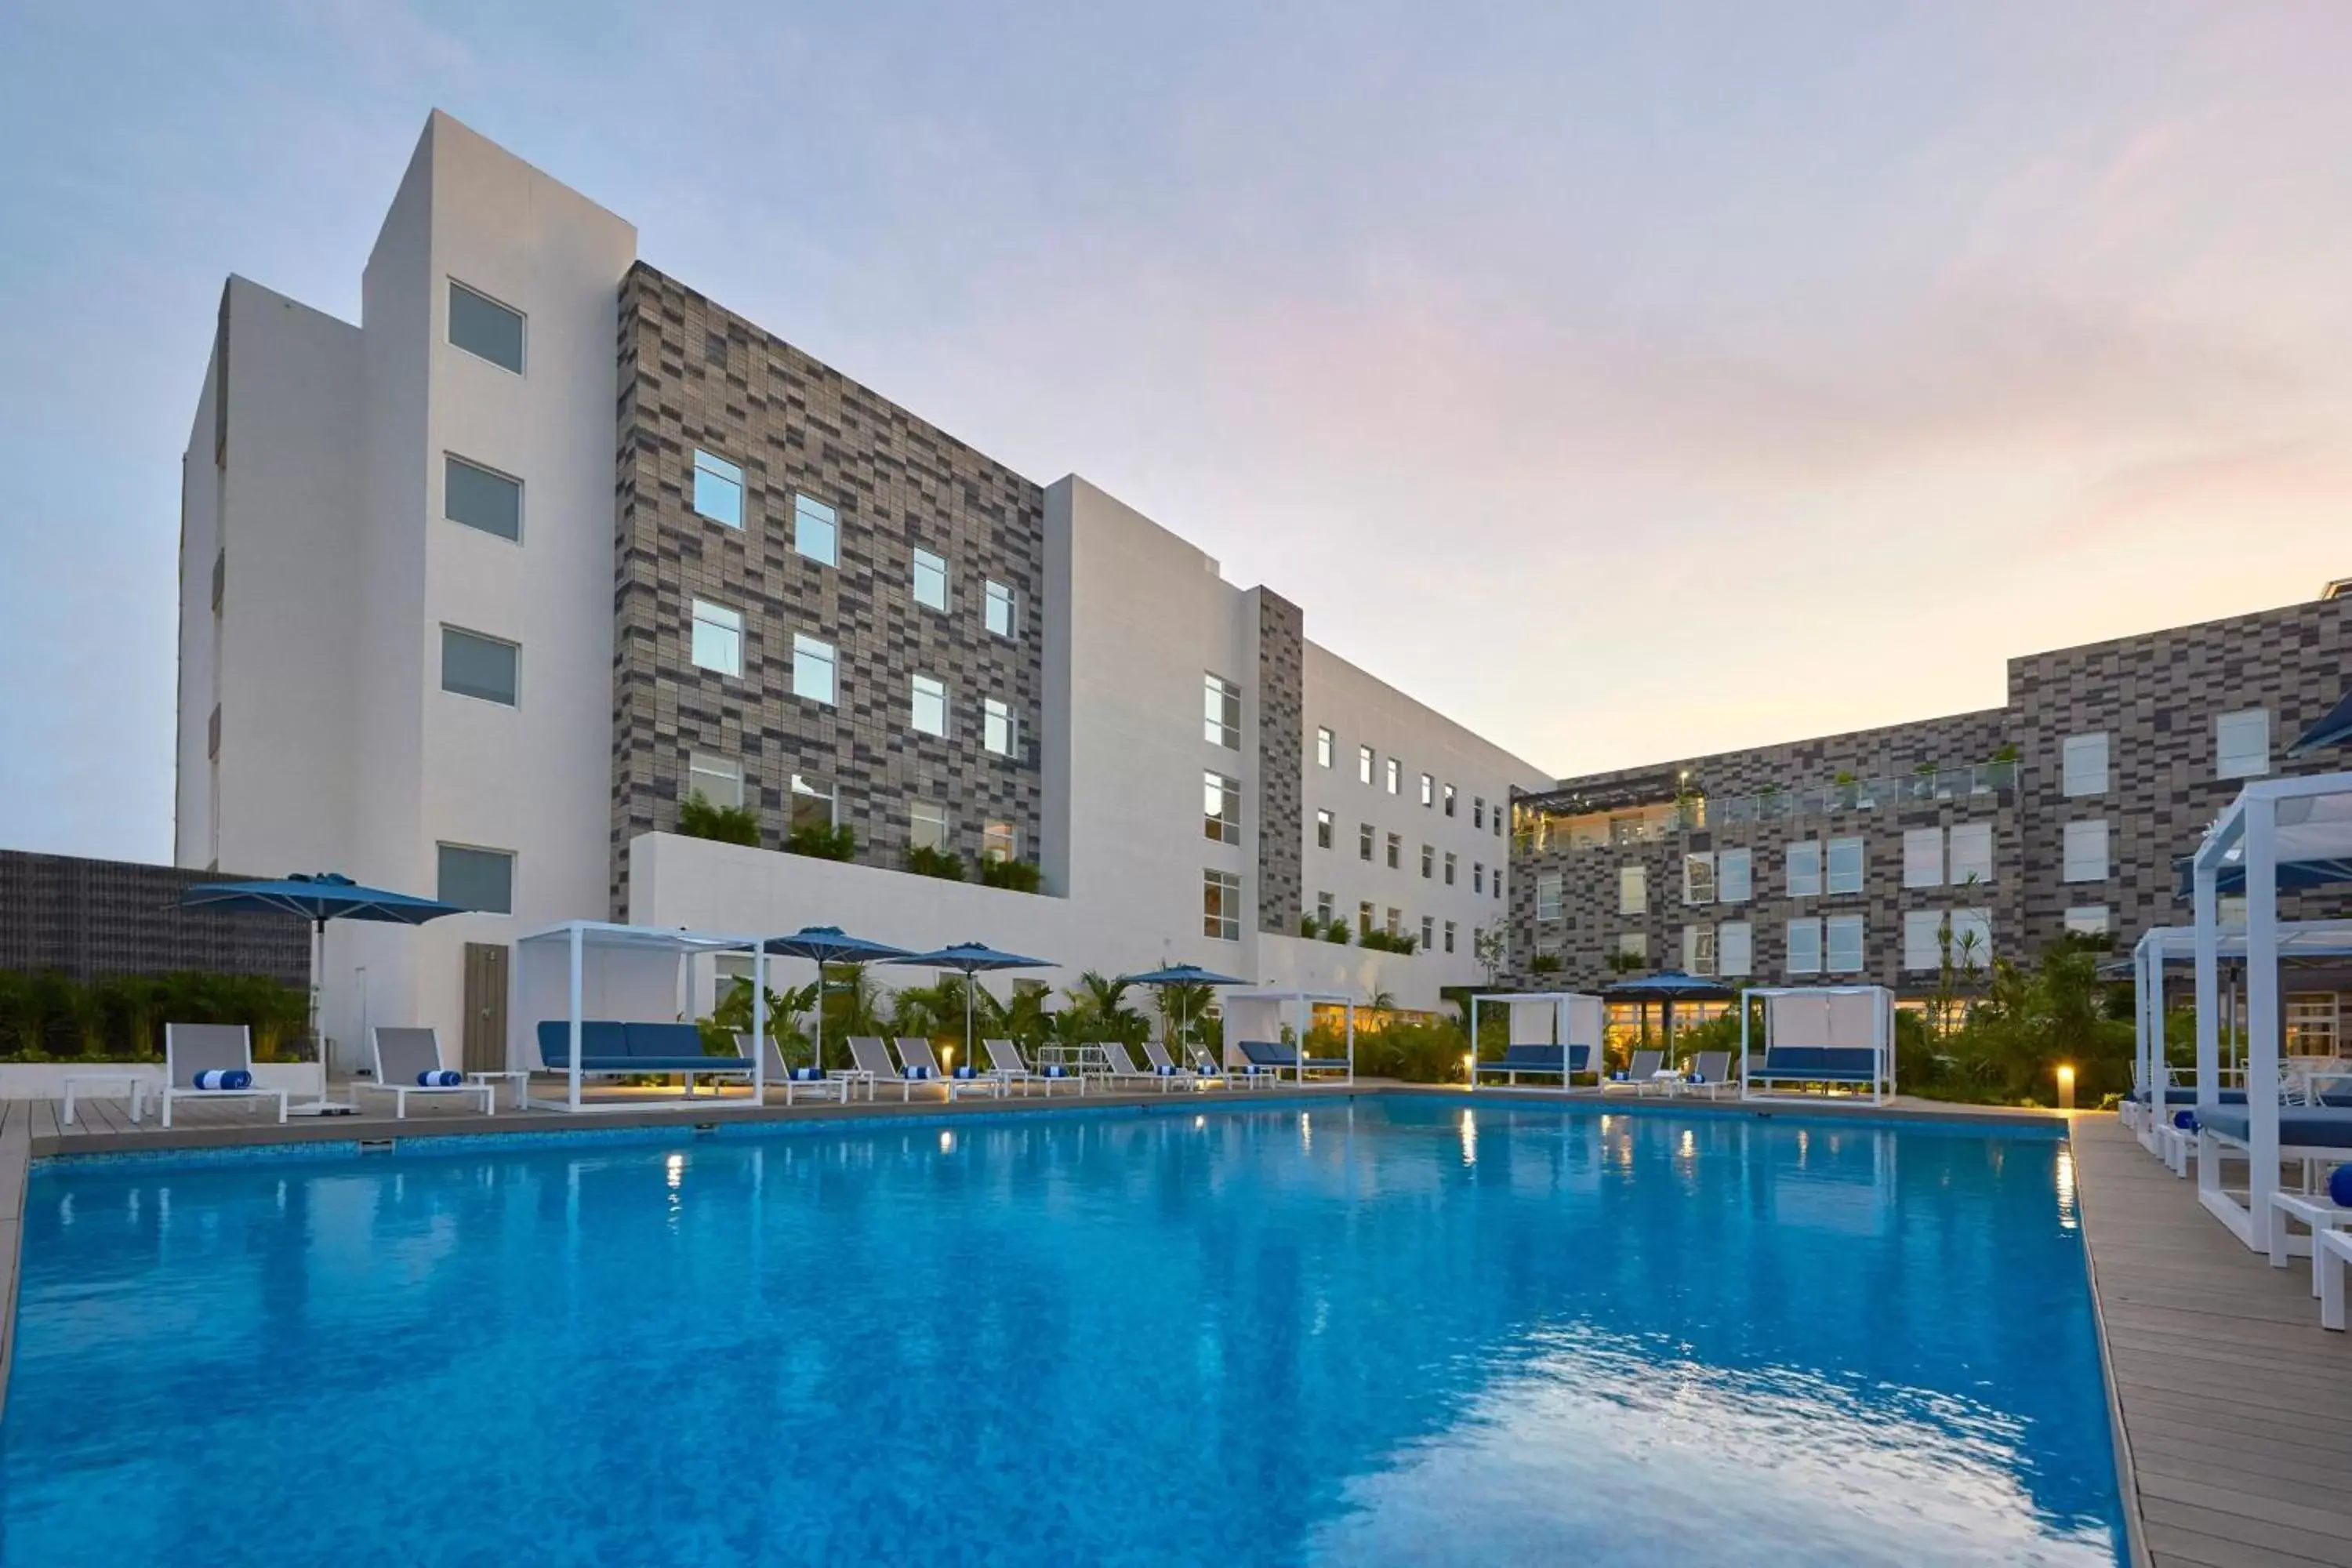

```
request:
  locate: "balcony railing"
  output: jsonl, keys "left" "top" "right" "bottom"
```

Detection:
{"left": 1519, "top": 760, "right": 2016, "bottom": 852}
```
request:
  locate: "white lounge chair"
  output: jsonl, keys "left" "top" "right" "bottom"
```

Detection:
{"left": 848, "top": 1036, "right": 938, "bottom": 1102}
{"left": 160, "top": 1023, "right": 289, "bottom": 1128}
{"left": 1681, "top": 1050, "right": 1734, "bottom": 1100}
{"left": 354, "top": 1027, "right": 495, "bottom": 1119}
{"left": 983, "top": 1038, "right": 1080, "bottom": 1097}
{"left": 898, "top": 1036, "right": 1000, "bottom": 1099}
{"left": 1099, "top": 1040, "right": 1185, "bottom": 1093}
{"left": 1603, "top": 1048, "right": 1664, "bottom": 1094}
{"left": 1141, "top": 1039, "right": 1216, "bottom": 1090}
{"left": 735, "top": 1032, "right": 869, "bottom": 1105}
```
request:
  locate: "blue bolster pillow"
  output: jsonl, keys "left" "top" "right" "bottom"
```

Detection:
{"left": 2330, "top": 1164, "right": 2352, "bottom": 1210}
{"left": 1044, "top": 1064, "right": 1068, "bottom": 1078}
{"left": 954, "top": 1065, "right": 978, "bottom": 1079}
{"left": 194, "top": 1069, "right": 252, "bottom": 1091}
{"left": 1688, "top": 1073, "right": 1706, "bottom": 1085}
{"left": 419, "top": 1069, "right": 462, "bottom": 1087}
{"left": 1155, "top": 1064, "right": 1178, "bottom": 1076}
{"left": 905, "top": 1064, "right": 932, "bottom": 1080}
{"left": 2172, "top": 1109, "right": 2198, "bottom": 1132}
{"left": 790, "top": 1066, "right": 825, "bottom": 1082}
{"left": 1611, "top": 1071, "right": 1628, "bottom": 1083}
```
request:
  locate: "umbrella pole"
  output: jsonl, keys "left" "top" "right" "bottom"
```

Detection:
{"left": 289, "top": 916, "right": 354, "bottom": 1116}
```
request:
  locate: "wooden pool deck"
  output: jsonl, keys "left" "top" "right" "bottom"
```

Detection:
{"left": 2, "top": 1093, "right": 2339, "bottom": 1563}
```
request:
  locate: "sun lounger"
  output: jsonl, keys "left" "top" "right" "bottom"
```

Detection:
{"left": 354, "top": 1027, "right": 495, "bottom": 1118}
{"left": 160, "top": 1023, "right": 289, "bottom": 1128}
{"left": 982, "top": 1037, "right": 1080, "bottom": 1096}
{"left": 1098, "top": 1040, "right": 1189, "bottom": 1092}
{"left": 898, "top": 1037, "right": 1000, "bottom": 1100}
{"left": 1142, "top": 1039, "right": 1217, "bottom": 1088}
{"left": 734, "top": 1033, "right": 869, "bottom": 1105}
{"left": 1681, "top": 1050, "right": 1734, "bottom": 1099}
{"left": 847, "top": 1036, "right": 939, "bottom": 1102}
{"left": 1603, "top": 1048, "right": 1665, "bottom": 1094}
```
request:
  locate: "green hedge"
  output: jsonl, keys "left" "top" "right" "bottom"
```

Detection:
{"left": 0, "top": 971, "right": 310, "bottom": 1062}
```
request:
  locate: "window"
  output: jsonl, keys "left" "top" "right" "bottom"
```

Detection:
{"left": 1203, "top": 871, "right": 1241, "bottom": 941}
{"left": 691, "top": 600, "right": 742, "bottom": 677}
{"left": 436, "top": 844, "right": 514, "bottom": 913}
{"left": 1826, "top": 836, "right": 1864, "bottom": 895}
{"left": 447, "top": 280, "right": 524, "bottom": 373}
{"left": 1420, "top": 844, "right": 1434, "bottom": 879}
{"left": 1316, "top": 809, "right": 1334, "bottom": 850}
{"left": 1359, "top": 901, "right": 1376, "bottom": 936}
{"left": 1901, "top": 827, "right": 1943, "bottom": 890}
{"left": 1421, "top": 916, "right": 1436, "bottom": 950}
{"left": 1443, "top": 783, "right": 1457, "bottom": 818}
{"left": 983, "top": 822, "right": 1018, "bottom": 862}
{"left": 445, "top": 455, "right": 521, "bottom": 541}
{"left": 1618, "top": 865, "right": 1646, "bottom": 916}
{"left": 1494, "top": 870, "right": 1503, "bottom": 900}
{"left": 911, "top": 674, "right": 949, "bottom": 737}
{"left": 2220, "top": 895, "right": 2248, "bottom": 928}
{"left": 1385, "top": 907, "right": 1402, "bottom": 938}
{"left": 1948, "top": 822, "right": 1993, "bottom": 887}
{"left": 1474, "top": 797, "right": 1486, "bottom": 829}
{"left": 1443, "top": 852, "right": 1457, "bottom": 886}
{"left": 1683, "top": 852, "right": 1716, "bottom": 905}
{"left": 2062, "top": 732, "right": 2109, "bottom": 797}
{"left": 1358, "top": 745, "right": 1375, "bottom": 785}
{"left": 1205, "top": 675, "right": 1242, "bottom": 750}
{"left": 2061, "top": 820, "right": 2108, "bottom": 882}
{"left": 985, "top": 579, "right": 1018, "bottom": 639}
{"left": 1719, "top": 848, "right": 1752, "bottom": 903}
{"left": 1786, "top": 917, "right": 1822, "bottom": 975}
{"left": 1386, "top": 832, "right": 1402, "bottom": 870}
{"left": 1902, "top": 911, "right": 1944, "bottom": 973}
{"left": 2064, "top": 906, "right": 2111, "bottom": 937}
{"left": 984, "top": 699, "right": 1018, "bottom": 757}
{"left": 1316, "top": 727, "right": 1334, "bottom": 768}
{"left": 791, "top": 633, "right": 836, "bottom": 706}
{"left": 1473, "top": 862, "right": 1485, "bottom": 894}
{"left": 1316, "top": 891, "right": 1334, "bottom": 927}
{"left": 1537, "top": 873, "right": 1563, "bottom": 922}
{"left": 912, "top": 547, "right": 948, "bottom": 612}
{"left": 1494, "top": 810, "right": 1504, "bottom": 840}
{"left": 909, "top": 800, "right": 950, "bottom": 852}
{"left": 1203, "top": 771, "right": 1241, "bottom": 843}
{"left": 1359, "top": 823, "right": 1375, "bottom": 862}
{"left": 441, "top": 626, "right": 517, "bottom": 706}
{"left": 1683, "top": 925, "right": 1717, "bottom": 977}
{"left": 1718, "top": 921, "right": 1753, "bottom": 978}
{"left": 2217, "top": 708, "right": 2270, "bottom": 779}
{"left": 1420, "top": 772, "right": 1434, "bottom": 807}
{"left": 1444, "top": 920, "right": 1457, "bottom": 954}
{"left": 789, "top": 774, "right": 836, "bottom": 833}
{"left": 1617, "top": 932, "right": 1647, "bottom": 963}
{"left": 1787, "top": 841, "right": 1822, "bottom": 898}
{"left": 793, "top": 494, "right": 838, "bottom": 566}
{"left": 1949, "top": 908, "right": 1994, "bottom": 968}
{"left": 692, "top": 449, "right": 744, "bottom": 528}
{"left": 1385, "top": 757, "right": 1401, "bottom": 795}
{"left": 1825, "top": 914, "right": 1864, "bottom": 974}
{"left": 2287, "top": 995, "right": 2341, "bottom": 1058}
{"left": 688, "top": 752, "right": 742, "bottom": 809}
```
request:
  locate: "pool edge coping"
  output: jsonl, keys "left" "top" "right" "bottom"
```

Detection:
{"left": 2070, "top": 1123, "right": 2155, "bottom": 1568}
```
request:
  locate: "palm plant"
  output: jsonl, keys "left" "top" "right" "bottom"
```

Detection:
{"left": 1065, "top": 971, "right": 1147, "bottom": 1046}
{"left": 1151, "top": 979, "right": 1214, "bottom": 1049}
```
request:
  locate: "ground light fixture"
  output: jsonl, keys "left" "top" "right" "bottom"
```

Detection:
{"left": 2057, "top": 1062, "right": 2077, "bottom": 1112}
{"left": 1462, "top": 1051, "right": 1477, "bottom": 1085}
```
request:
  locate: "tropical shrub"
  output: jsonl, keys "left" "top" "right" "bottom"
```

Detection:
{"left": 1359, "top": 929, "right": 1418, "bottom": 955}
{"left": 786, "top": 822, "right": 856, "bottom": 861}
{"left": 0, "top": 970, "right": 309, "bottom": 1062}
{"left": 678, "top": 791, "right": 760, "bottom": 847}
{"left": 978, "top": 857, "right": 1042, "bottom": 893}
{"left": 907, "top": 846, "right": 966, "bottom": 881}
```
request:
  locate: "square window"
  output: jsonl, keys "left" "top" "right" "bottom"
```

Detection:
{"left": 447, "top": 280, "right": 524, "bottom": 373}
{"left": 1203, "top": 871, "right": 1242, "bottom": 942}
{"left": 1443, "top": 852, "right": 1457, "bottom": 885}
{"left": 1618, "top": 864, "right": 1646, "bottom": 916}
{"left": 1825, "top": 914, "right": 1864, "bottom": 974}
{"left": 1902, "top": 827, "right": 1944, "bottom": 890}
{"left": 1536, "top": 873, "right": 1563, "bottom": 923}
{"left": 2216, "top": 708, "right": 2270, "bottom": 779}
{"left": 1205, "top": 675, "right": 1241, "bottom": 749}
{"left": 2061, "top": 820, "right": 2108, "bottom": 882}
{"left": 2219, "top": 895, "right": 2247, "bottom": 927}
{"left": 436, "top": 843, "right": 514, "bottom": 913}
{"left": 1786, "top": 917, "right": 1822, "bottom": 975}
{"left": 1385, "top": 757, "right": 1400, "bottom": 794}
{"left": 791, "top": 633, "right": 836, "bottom": 706}
{"left": 1719, "top": 848, "right": 1752, "bottom": 903}
{"left": 1316, "top": 809, "right": 1334, "bottom": 850}
{"left": 1718, "top": 921, "right": 1753, "bottom": 978}
{"left": 1444, "top": 920, "right": 1457, "bottom": 954}
{"left": 1316, "top": 727, "right": 1334, "bottom": 768}
{"left": 693, "top": 449, "right": 744, "bottom": 528}
{"left": 2061, "top": 732, "right": 2109, "bottom": 797}
{"left": 1948, "top": 822, "right": 1993, "bottom": 887}
{"left": 790, "top": 774, "right": 837, "bottom": 833}
{"left": 1386, "top": 832, "right": 1402, "bottom": 870}
{"left": 1358, "top": 745, "right": 1374, "bottom": 785}
{"left": 691, "top": 600, "right": 743, "bottom": 677}
{"left": 1443, "top": 783, "right": 1457, "bottom": 818}
{"left": 1787, "top": 841, "right": 1822, "bottom": 898}
{"left": 909, "top": 800, "right": 949, "bottom": 852}
{"left": 1950, "top": 909, "right": 1994, "bottom": 968}
{"left": 1204, "top": 771, "right": 1241, "bottom": 844}
{"left": 793, "top": 494, "right": 838, "bottom": 566}
{"left": 1617, "top": 932, "right": 1646, "bottom": 963}
{"left": 444, "top": 455, "right": 521, "bottom": 541}
{"left": 688, "top": 751, "right": 742, "bottom": 809}
{"left": 441, "top": 626, "right": 518, "bottom": 706}
{"left": 985, "top": 698, "right": 1018, "bottom": 757}
{"left": 1359, "top": 823, "right": 1375, "bottom": 862}
{"left": 1683, "top": 852, "right": 1716, "bottom": 905}
{"left": 983, "top": 822, "right": 1019, "bottom": 862}
{"left": 913, "top": 547, "right": 949, "bottom": 612}
{"left": 911, "top": 674, "right": 949, "bottom": 737}
{"left": 1421, "top": 844, "right": 1434, "bottom": 879}
{"left": 1419, "top": 772, "right": 1434, "bottom": 807}
{"left": 2064, "top": 906, "right": 2111, "bottom": 937}
{"left": 1826, "top": 836, "right": 1864, "bottom": 895}
{"left": 985, "top": 579, "right": 1018, "bottom": 638}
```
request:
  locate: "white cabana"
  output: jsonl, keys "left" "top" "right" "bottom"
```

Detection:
{"left": 514, "top": 920, "right": 768, "bottom": 1112}
{"left": 1222, "top": 989, "right": 1356, "bottom": 1084}
{"left": 1740, "top": 986, "right": 1895, "bottom": 1105}
{"left": 1467, "top": 992, "right": 1605, "bottom": 1089}
{"left": 2189, "top": 771, "right": 2352, "bottom": 1252}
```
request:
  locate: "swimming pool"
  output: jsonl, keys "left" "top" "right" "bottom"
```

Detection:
{"left": 0, "top": 1098, "right": 2123, "bottom": 1566}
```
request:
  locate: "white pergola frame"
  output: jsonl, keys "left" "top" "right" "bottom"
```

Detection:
{"left": 1221, "top": 989, "right": 1356, "bottom": 1085}
{"left": 1738, "top": 985, "right": 1896, "bottom": 1105}
{"left": 1466, "top": 991, "right": 1605, "bottom": 1090}
{"left": 517, "top": 920, "right": 768, "bottom": 1113}
{"left": 2190, "top": 772, "right": 2352, "bottom": 1252}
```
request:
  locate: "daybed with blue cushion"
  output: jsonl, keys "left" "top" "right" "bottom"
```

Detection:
{"left": 1472, "top": 1043, "right": 1596, "bottom": 1089}
{"left": 1740, "top": 988, "right": 1894, "bottom": 1105}
{"left": 1236, "top": 1040, "right": 1352, "bottom": 1084}
{"left": 535, "top": 1020, "right": 760, "bottom": 1095}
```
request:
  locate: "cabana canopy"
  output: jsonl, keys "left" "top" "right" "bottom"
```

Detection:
{"left": 1467, "top": 991, "right": 1605, "bottom": 1089}
{"left": 2188, "top": 771, "right": 2352, "bottom": 1250}
{"left": 2289, "top": 685, "right": 2352, "bottom": 757}
{"left": 2129, "top": 920, "right": 2352, "bottom": 1147}
{"left": 516, "top": 921, "right": 767, "bottom": 1112}
{"left": 1739, "top": 985, "right": 1896, "bottom": 1105}
{"left": 1221, "top": 989, "right": 1356, "bottom": 1083}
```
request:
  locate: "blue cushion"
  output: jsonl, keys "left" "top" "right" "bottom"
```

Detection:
{"left": 1240, "top": 1040, "right": 1294, "bottom": 1066}
{"left": 623, "top": 1022, "right": 706, "bottom": 1060}
{"left": 1757, "top": 1047, "right": 1878, "bottom": 1081}
{"left": 537, "top": 1020, "right": 627, "bottom": 1069}
{"left": 2201, "top": 1106, "right": 2352, "bottom": 1150}
{"left": 1499, "top": 1045, "right": 1564, "bottom": 1070}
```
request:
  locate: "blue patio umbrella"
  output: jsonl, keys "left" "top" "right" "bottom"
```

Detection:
{"left": 759, "top": 927, "right": 916, "bottom": 1072}
{"left": 1603, "top": 969, "right": 1736, "bottom": 1067}
{"left": 2290, "top": 685, "right": 2352, "bottom": 757}
{"left": 1119, "top": 963, "right": 1246, "bottom": 1067}
{"left": 178, "top": 873, "right": 464, "bottom": 1112}
{"left": 898, "top": 942, "right": 1056, "bottom": 1080}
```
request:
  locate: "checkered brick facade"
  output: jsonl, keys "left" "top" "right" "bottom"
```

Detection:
{"left": 609, "top": 264, "right": 1047, "bottom": 914}
{"left": 1254, "top": 590, "right": 1305, "bottom": 932}
{"left": 0, "top": 851, "right": 310, "bottom": 988}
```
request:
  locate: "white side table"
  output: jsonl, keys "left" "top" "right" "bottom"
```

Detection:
{"left": 465, "top": 1070, "right": 531, "bottom": 1112}
{"left": 62, "top": 1073, "right": 146, "bottom": 1127}
{"left": 2269, "top": 1190, "right": 2352, "bottom": 1296}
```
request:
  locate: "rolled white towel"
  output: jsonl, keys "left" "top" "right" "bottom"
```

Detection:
{"left": 193, "top": 1069, "right": 252, "bottom": 1091}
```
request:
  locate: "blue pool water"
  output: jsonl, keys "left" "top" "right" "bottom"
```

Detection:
{"left": 0, "top": 1100, "right": 2123, "bottom": 1566}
